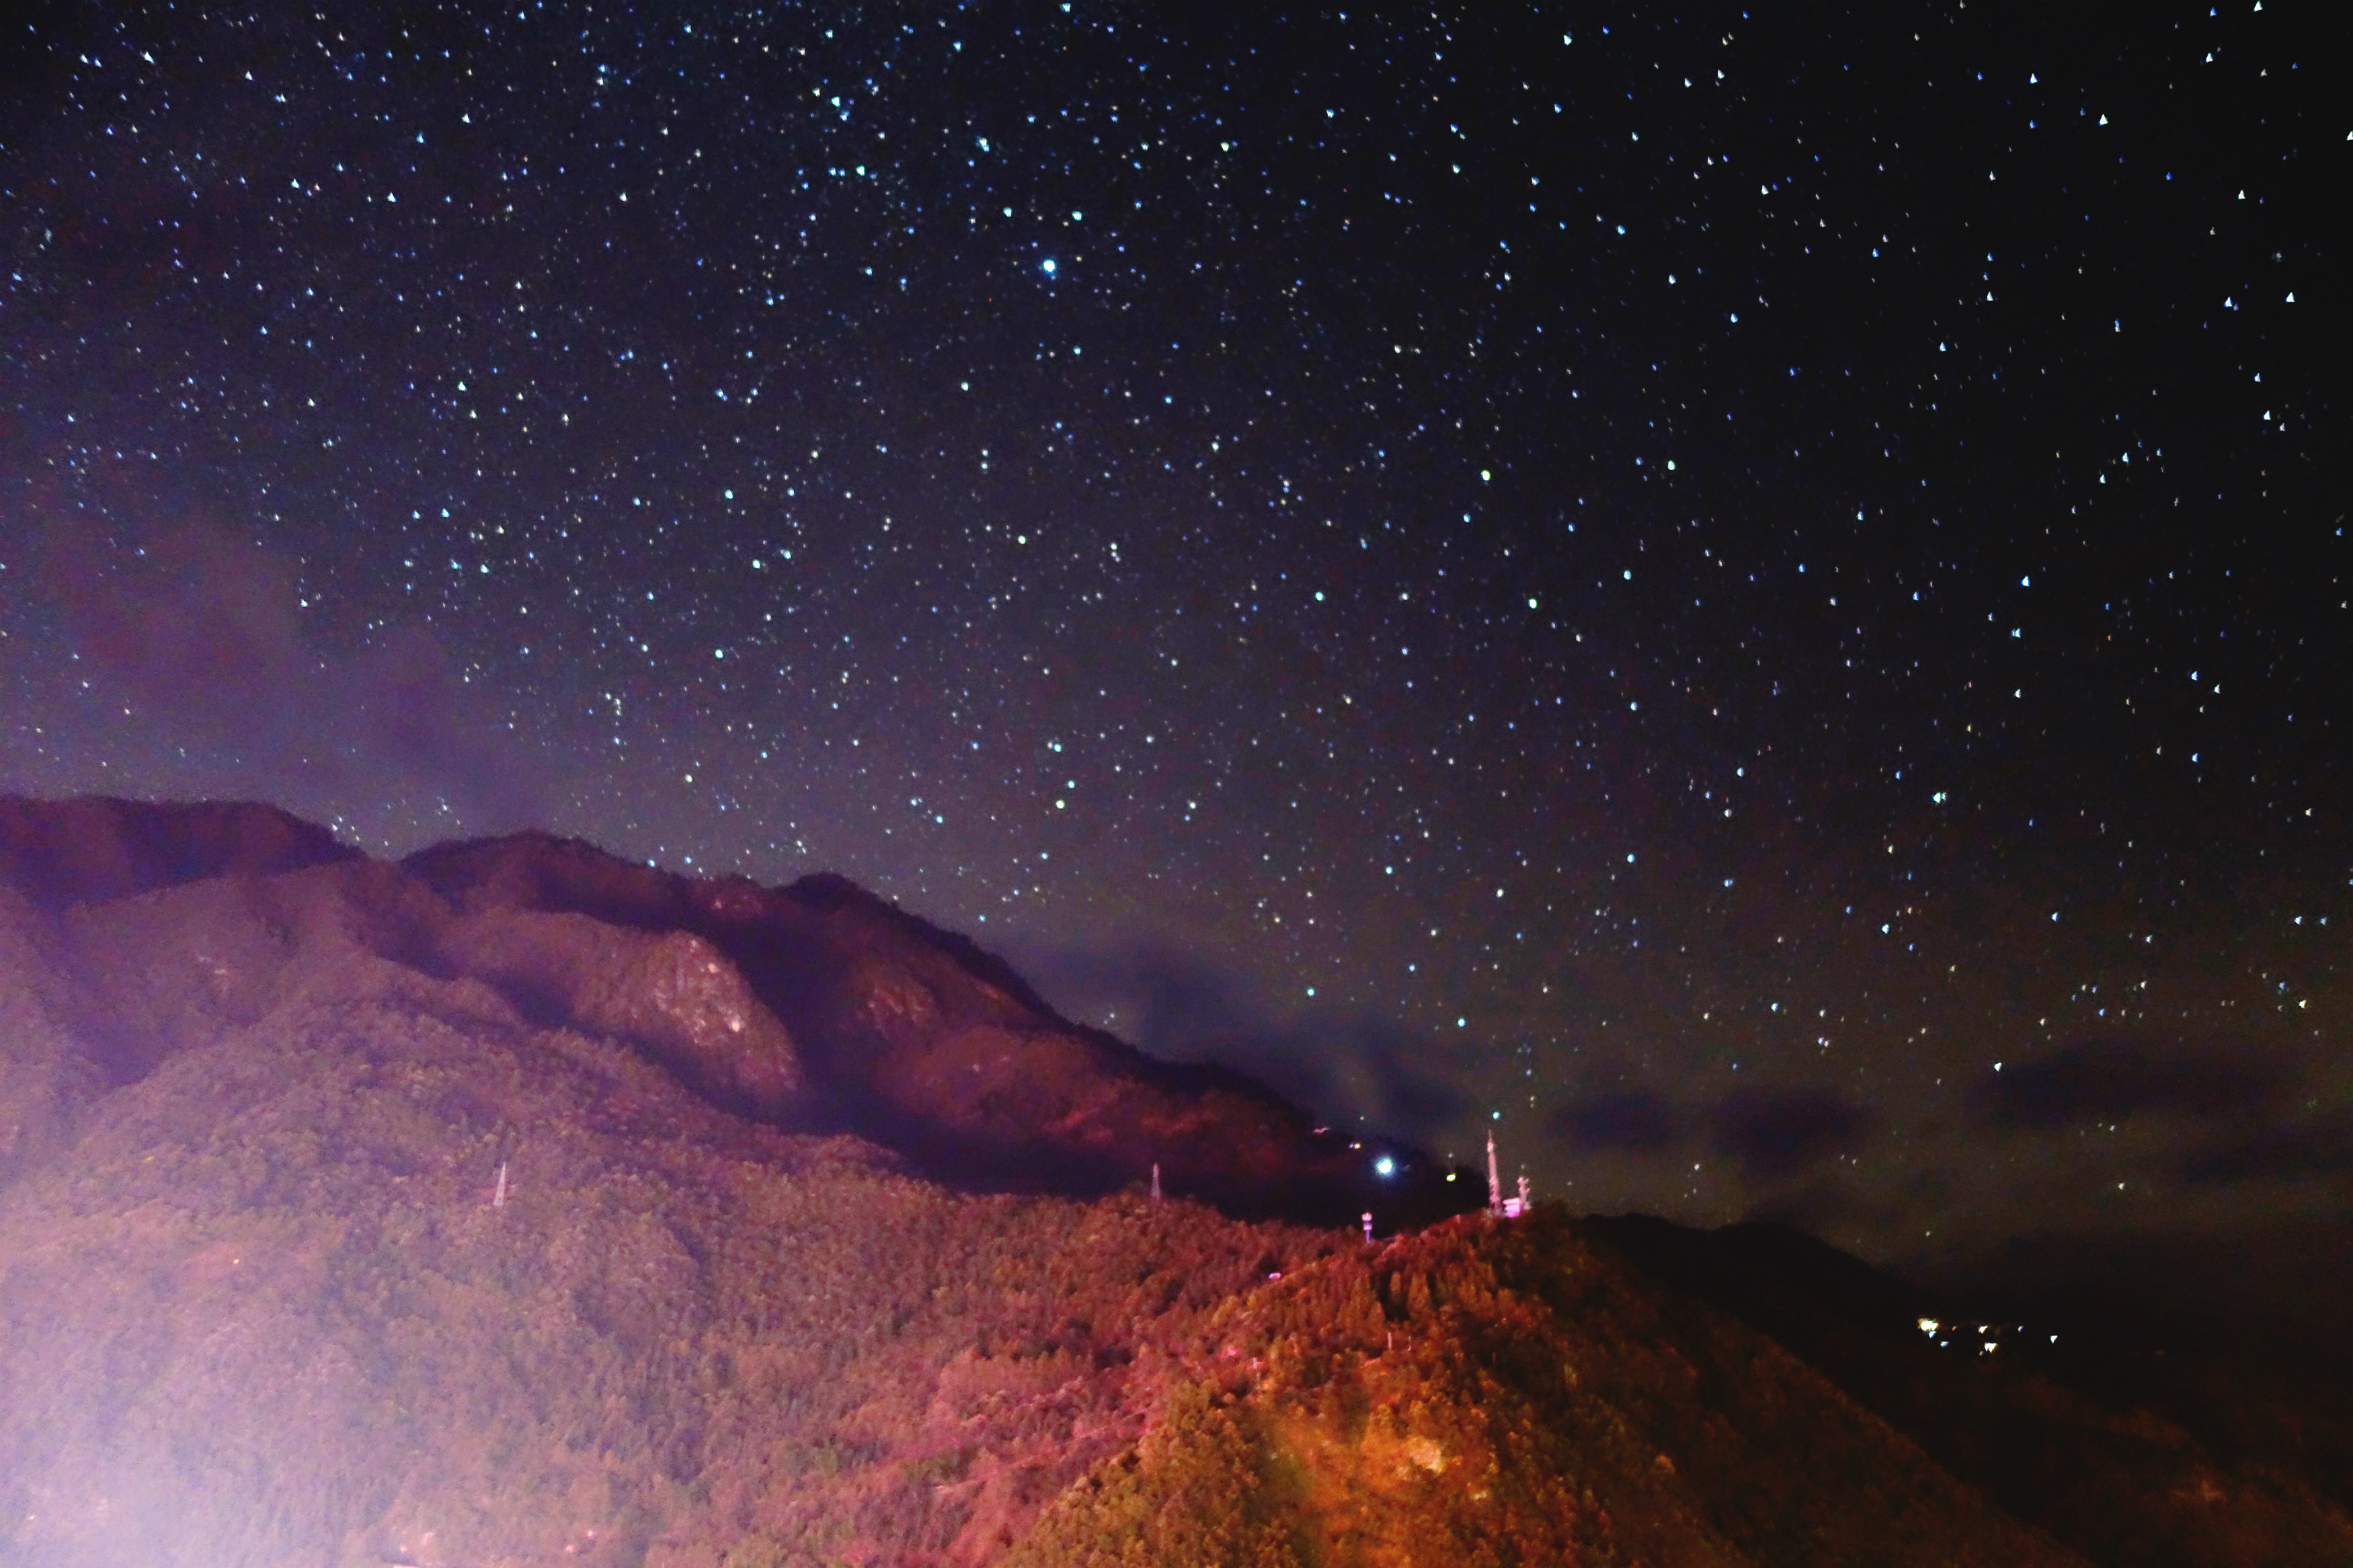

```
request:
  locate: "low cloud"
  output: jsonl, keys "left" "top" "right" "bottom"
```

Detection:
{"left": 1021, "top": 942, "right": 1470, "bottom": 1141}
{"left": 1546, "top": 1087, "right": 1683, "bottom": 1153}
{"left": 2183, "top": 1108, "right": 2353, "bottom": 1186}
{"left": 1023, "top": 944, "right": 1248, "bottom": 1057}
{"left": 1709, "top": 1087, "right": 1870, "bottom": 1182}
{"left": 1974, "top": 1036, "right": 2292, "bottom": 1132}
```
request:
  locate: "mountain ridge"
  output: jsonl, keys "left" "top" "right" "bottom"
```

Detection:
{"left": 1, "top": 795, "right": 1474, "bottom": 1229}
{"left": 0, "top": 793, "right": 360, "bottom": 912}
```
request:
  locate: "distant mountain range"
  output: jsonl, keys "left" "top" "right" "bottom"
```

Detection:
{"left": 2, "top": 796, "right": 2346, "bottom": 1567}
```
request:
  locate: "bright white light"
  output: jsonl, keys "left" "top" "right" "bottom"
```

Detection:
{"left": 1374, "top": 1156, "right": 1396, "bottom": 1178}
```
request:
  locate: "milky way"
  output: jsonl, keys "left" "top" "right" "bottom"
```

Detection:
{"left": 1, "top": 1, "right": 2342, "bottom": 1272}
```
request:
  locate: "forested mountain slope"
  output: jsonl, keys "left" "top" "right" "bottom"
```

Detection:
{"left": 0, "top": 796, "right": 2343, "bottom": 1567}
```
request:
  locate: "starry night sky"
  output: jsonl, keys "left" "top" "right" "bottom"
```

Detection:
{"left": 2, "top": 1, "right": 2343, "bottom": 1275}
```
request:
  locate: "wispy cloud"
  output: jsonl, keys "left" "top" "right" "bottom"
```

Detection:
{"left": 32, "top": 517, "right": 551, "bottom": 833}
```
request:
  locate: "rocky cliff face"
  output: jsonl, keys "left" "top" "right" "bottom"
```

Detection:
{"left": 445, "top": 905, "right": 805, "bottom": 1120}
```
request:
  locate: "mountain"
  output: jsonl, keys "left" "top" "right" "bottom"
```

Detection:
{"left": 1, "top": 796, "right": 2346, "bottom": 1567}
{"left": 1590, "top": 1216, "right": 2353, "bottom": 1568}
{"left": 1, "top": 797, "right": 1472, "bottom": 1229}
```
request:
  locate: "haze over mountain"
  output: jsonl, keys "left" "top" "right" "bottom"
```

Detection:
{"left": 1, "top": 796, "right": 2347, "bottom": 1567}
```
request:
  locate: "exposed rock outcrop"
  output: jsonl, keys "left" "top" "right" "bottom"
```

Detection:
{"left": 443, "top": 907, "right": 804, "bottom": 1119}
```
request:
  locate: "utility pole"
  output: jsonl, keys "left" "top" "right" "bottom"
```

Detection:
{"left": 1150, "top": 1162, "right": 1162, "bottom": 1203}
